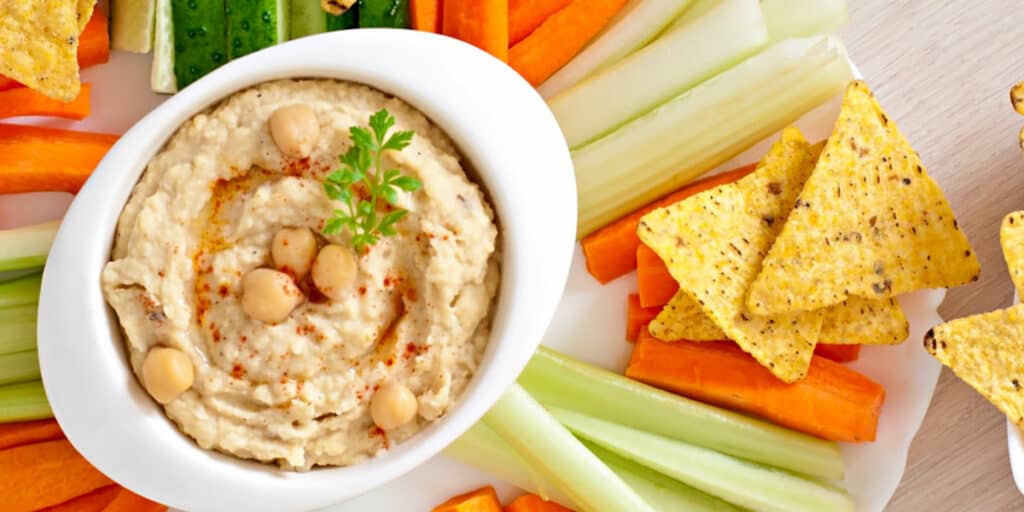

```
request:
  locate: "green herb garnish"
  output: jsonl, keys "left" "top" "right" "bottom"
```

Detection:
{"left": 322, "top": 109, "right": 423, "bottom": 252}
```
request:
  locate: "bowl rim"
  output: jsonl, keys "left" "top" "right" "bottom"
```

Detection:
{"left": 37, "top": 29, "right": 576, "bottom": 512}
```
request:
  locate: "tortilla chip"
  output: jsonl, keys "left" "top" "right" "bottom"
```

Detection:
{"left": 1002, "top": 211, "right": 1024, "bottom": 297}
{"left": 926, "top": 304, "right": 1024, "bottom": 426}
{"left": 746, "top": 81, "right": 980, "bottom": 316}
{"left": 0, "top": 1, "right": 82, "bottom": 100}
{"left": 638, "top": 127, "right": 823, "bottom": 382}
{"left": 648, "top": 291, "right": 727, "bottom": 341}
{"left": 820, "top": 296, "right": 908, "bottom": 345}
{"left": 78, "top": 0, "right": 97, "bottom": 32}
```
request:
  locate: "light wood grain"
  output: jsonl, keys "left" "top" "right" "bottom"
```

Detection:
{"left": 842, "top": 1, "right": 1024, "bottom": 509}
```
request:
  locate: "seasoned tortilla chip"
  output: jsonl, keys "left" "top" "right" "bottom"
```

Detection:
{"left": 747, "top": 80, "right": 980, "bottom": 316}
{"left": 638, "top": 127, "right": 823, "bottom": 382}
{"left": 78, "top": 0, "right": 97, "bottom": 32}
{"left": 0, "top": 1, "right": 81, "bottom": 100}
{"left": 820, "top": 296, "right": 908, "bottom": 345}
{"left": 926, "top": 304, "right": 1024, "bottom": 426}
{"left": 1002, "top": 211, "right": 1024, "bottom": 297}
{"left": 648, "top": 291, "right": 727, "bottom": 341}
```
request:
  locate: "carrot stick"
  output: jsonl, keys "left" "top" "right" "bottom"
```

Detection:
{"left": 0, "top": 439, "right": 113, "bottom": 511}
{"left": 100, "top": 488, "right": 167, "bottom": 512}
{"left": 628, "top": 334, "right": 886, "bottom": 442}
{"left": 508, "top": 0, "right": 628, "bottom": 86}
{"left": 505, "top": 493, "right": 574, "bottom": 512}
{"left": 508, "top": 0, "right": 573, "bottom": 45}
{"left": 442, "top": 0, "right": 509, "bottom": 62}
{"left": 637, "top": 243, "right": 678, "bottom": 308}
{"left": 411, "top": 0, "right": 442, "bottom": 32}
{"left": 41, "top": 485, "right": 120, "bottom": 512}
{"left": 432, "top": 485, "right": 502, "bottom": 512}
{"left": 814, "top": 344, "right": 861, "bottom": 363}
{"left": 0, "top": 418, "right": 64, "bottom": 451}
{"left": 626, "top": 293, "right": 658, "bottom": 342}
{"left": 0, "top": 83, "right": 91, "bottom": 120}
{"left": 0, "top": 123, "right": 118, "bottom": 195}
{"left": 0, "top": 10, "right": 109, "bottom": 92}
{"left": 582, "top": 164, "right": 757, "bottom": 284}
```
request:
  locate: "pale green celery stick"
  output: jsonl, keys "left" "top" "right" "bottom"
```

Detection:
{"left": 519, "top": 346, "right": 844, "bottom": 480}
{"left": 572, "top": 35, "right": 852, "bottom": 237}
{"left": 0, "top": 221, "right": 58, "bottom": 273}
{"left": 583, "top": 441, "right": 743, "bottom": 512}
{"left": 668, "top": 0, "right": 720, "bottom": 30}
{"left": 555, "top": 408, "right": 854, "bottom": 512}
{"left": 0, "top": 380, "right": 51, "bottom": 422}
{"left": 0, "top": 273, "right": 42, "bottom": 310}
{"left": 484, "top": 384, "right": 655, "bottom": 512}
{"left": 444, "top": 422, "right": 574, "bottom": 507}
{"left": 537, "top": 0, "right": 696, "bottom": 99}
{"left": 0, "top": 305, "right": 36, "bottom": 355}
{"left": 290, "top": 0, "right": 328, "bottom": 38}
{"left": 0, "top": 351, "right": 39, "bottom": 386}
{"left": 762, "top": 0, "right": 848, "bottom": 41}
{"left": 549, "top": 0, "right": 768, "bottom": 148}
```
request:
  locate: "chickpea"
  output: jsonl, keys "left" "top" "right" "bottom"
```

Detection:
{"left": 241, "top": 268, "right": 304, "bottom": 323}
{"left": 141, "top": 347, "right": 194, "bottom": 404}
{"left": 269, "top": 104, "right": 320, "bottom": 158}
{"left": 370, "top": 380, "right": 418, "bottom": 430}
{"left": 271, "top": 227, "right": 317, "bottom": 278}
{"left": 311, "top": 244, "right": 357, "bottom": 300}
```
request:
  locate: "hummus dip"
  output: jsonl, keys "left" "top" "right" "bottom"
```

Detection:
{"left": 101, "top": 79, "right": 500, "bottom": 470}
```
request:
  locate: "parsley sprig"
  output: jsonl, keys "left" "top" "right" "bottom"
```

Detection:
{"left": 322, "top": 109, "right": 422, "bottom": 252}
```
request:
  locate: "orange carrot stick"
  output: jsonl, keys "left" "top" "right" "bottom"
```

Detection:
{"left": 505, "top": 493, "right": 574, "bottom": 512}
{"left": 0, "top": 123, "right": 119, "bottom": 194}
{"left": 814, "top": 344, "right": 861, "bottom": 363}
{"left": 637, "top": 243, "right": 677, "bottom": 308}
{"left": 628, "top": 334, "right": 886, "bottom": 442}
{"left": 0, "top": 439, "right": 114, "bottom": 511}
{"left": 508, "top": 0, "right": 573, "bottom": 45}
{"left": 626, "top": 293, "right": 659, "bottom": 342}
{"left": 411, "top": 0, "right": 442, "bottom": 32}
{"left": 41, "top": 486, "right": 120, "bottom": 512}
{"left": 581, "top": 164, "right": 757, "bottom": 284}
{"left": 433, "top": 485, "right": 503, "bottom": 512}
{"left": 508, "top": 0, "right": 628, "bottom": 86}
{"left": 101, "top": 488, "right": 167, "bottom": 512}
{"left": 0, "top": 83, "right": 91, "bottom": 120}
{"left": 0, "top": 419, "right": 64, "bottom": 451}
{"left": 442, "top": 0, "right": 509, "bottom": 62}
{"left": 0, "top": 10, "right": 109, "bottom": 92}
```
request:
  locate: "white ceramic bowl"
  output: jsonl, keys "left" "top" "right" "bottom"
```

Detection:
{"left": 37, "top": 30, "right": 575, "bottom": 512}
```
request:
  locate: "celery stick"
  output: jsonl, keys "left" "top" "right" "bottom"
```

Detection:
{"left": 0, "top": 221, "right": 58, "bottom": 273}
{"left": 668, "top": 0, "right": 719, "bottom": 30}
{"left": 519, "top": 347, "right": 844, "bottom": 480}
{"left": 445, "top": 422, "right": 574, "bottom": 507}
{"left": 112, "top": 0, "right": 157, "bottom": 52}
{"left": 555, "top": 409, "right": 854, "bottom": 512}
{"left": 549, "top": 0, "right": 768, "bottom": 148}
{"left": 572, "top": 35, "right": 852, "bottom": 236}
{"left": 484, "top": 385, "right": 655, "bottom": 512}
{"left": 0, "top": 351, "right": 39, "bottom": 386}
{"left": 762, "top": 0, "right": 848, "bottom": 41}
{"left": 0, "top": 305, "right": 36, "bottom": 355}
{"left": 537, "top": 0, "right": 695, "bottom": 99}
{"left": 0, "top": 273, "right": 42, "bottom": 310}
{"left": 0, "top": 381, "right": 51, "bottom": 422}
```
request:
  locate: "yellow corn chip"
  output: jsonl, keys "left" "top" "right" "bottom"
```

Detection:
{"left": 0, "top": 1, "right": 81, "bottom": 101}
{"left": 820, "top": 296, "right": 908, "bottom": 345}
{"left": 638, "top": 127, "right": 823, "bottom": 382}
{"left": 926, "top": 304, "right": 1024, "bottom": 426}
{"left": 648, "top": 291, "right": 727, "bottom": 341}
{"left": 78, "top": 0, "right": 97, "bottom": 32}
{"left": 747, "top": 81, "right": 980, "bottom": 316}
{"left": 1002, "top": 211, "right": 1024, "bottom": 298}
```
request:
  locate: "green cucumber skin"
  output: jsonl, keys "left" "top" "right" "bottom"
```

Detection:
{"left": 327, "top": 8, "right": 358, "bottom": 30}
{"left": 171, "top": 0, "right": 228, "bottom": 88}
{"left": 227, "top": 0, "right": 288, "bottom": 59}
{"left": 357, "top": 0, "right": 408, "bottom": 28}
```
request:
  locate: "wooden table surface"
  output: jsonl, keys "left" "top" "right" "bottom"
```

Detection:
{"left": 841, "top": 1, "right": 1024, "bottom": 509}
